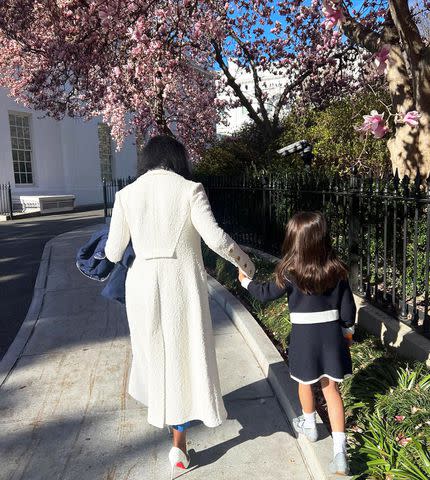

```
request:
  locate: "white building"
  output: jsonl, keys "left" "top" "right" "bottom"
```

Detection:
{"left": 216, "top": 60, "right": 290, "bottom": 136}
{"left": 0, "top": 87, "right": 138, "bottom": 211}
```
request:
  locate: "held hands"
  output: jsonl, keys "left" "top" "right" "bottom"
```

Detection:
{"left": 342, "top": 327, "right": 354, "bottom": 348}
{"left": 343, "top": 332, "right": 353, "bottom": 348}
{"left": 238, "top": 269, "right": 247, "bottom": 282}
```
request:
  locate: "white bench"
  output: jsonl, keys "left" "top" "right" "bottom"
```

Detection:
{"left": 17, "top": 195, "right": 75, "bottom": 214}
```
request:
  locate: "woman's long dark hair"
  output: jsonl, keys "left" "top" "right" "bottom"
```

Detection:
{"left": 137, "top": 135, "right": 192, "bottom": 180}
{"left": 275, "top": 211, "right": 348, "bottom": 294}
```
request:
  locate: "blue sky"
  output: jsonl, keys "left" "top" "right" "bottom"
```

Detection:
{"left": 232, "top": 0, "right": 369, "bottom": 42}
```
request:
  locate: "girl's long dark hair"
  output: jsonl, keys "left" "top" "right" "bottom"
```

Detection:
{"left": 137, "top": 134, "right": 192, "bottom": 180}
{"left": 275, "top": 211, "right": 348, "bottom": 294}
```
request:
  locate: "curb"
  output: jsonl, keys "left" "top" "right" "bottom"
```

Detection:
{"left": 207, "top": 275, "right": 349, "bottom": 480}
{"left": 0, "top": 224, "right": 103, "bottom": 387}
{"left": 0, "top": 237, "right": 53, "bottom": 387}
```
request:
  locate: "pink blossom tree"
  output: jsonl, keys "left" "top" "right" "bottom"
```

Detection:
{"left": 325, "top": 0, "right": 430, "bottom": 178}
{"left": 0, "top": 0, "right": 225, "bottom": 156}
{"left": 212, "top": 0, "right": 430, "bottom": 177}
{"left": 1, "top": 0, "right": 429, "bottom": 176}
{"left": 0, "top": 0, "right": 373, "bottom": 157}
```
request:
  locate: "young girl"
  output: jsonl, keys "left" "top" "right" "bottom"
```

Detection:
{"left": 239, "top": 211, "right": 356, "bottom": 476}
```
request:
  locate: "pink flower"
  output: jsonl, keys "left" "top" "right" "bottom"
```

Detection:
{"left": 396, "top": 434, "right": 412, "bottom": 447}
{"left": 322, "top": 0, "right": 344, "bottom": 29}
{"left": 356, "top": 110, "right": 389, "bottom": 138}
{"left": 401, "top": 111, "right": 421, "bottom": 127}
{"left": 374, "top": 45, "right": 390, "bottom": 75}
{"left": 394, "top": 415, "right": 405, "bottom": 423}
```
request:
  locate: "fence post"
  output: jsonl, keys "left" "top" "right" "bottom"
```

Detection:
{"left": 261, "top": 174, "right": 267, "bottom": 249}
{"left": 423, "top": 174, "right": 430, "bottom": 337}
{"left": 7, "top": 182, "right": 13, "bottom": 220}
{"left": 348, "top": 168, "right": 361, "bottom": 292}
{"left": 102, "top": 179, "right": 108, "bottom": 218}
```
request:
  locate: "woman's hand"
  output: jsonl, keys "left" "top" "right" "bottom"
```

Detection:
{"left": 238, "top": 269, "right": 247, "bottom": 282}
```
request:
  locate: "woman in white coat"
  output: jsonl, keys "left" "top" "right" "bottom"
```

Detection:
{"left": 105, "top": 135, "right": 255, "bottom": 478}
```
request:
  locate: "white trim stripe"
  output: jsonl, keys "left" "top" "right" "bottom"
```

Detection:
{"left": 290, "top": 309, "right": 339, "bottom": 324}
{"left": 290, "top": 373, "right": 352, "bottom": 385}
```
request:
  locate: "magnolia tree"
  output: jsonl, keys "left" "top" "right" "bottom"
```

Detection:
{"left": 0, "top": 0, "right": 226, "bottom": 156}
{"left": 0, "top": 0, "right": 377, "bottom": 157}
{"left": 0, "top": 0, "right": 429, "bottom": 175}
{"left": 211, "top": 0, "right": 430, "bottom": 178}
{"left": 211, "top": 1, "right": 369, "bottom": 140}
{"left": 323, "top": 0, "right": 430, "bottom": 178}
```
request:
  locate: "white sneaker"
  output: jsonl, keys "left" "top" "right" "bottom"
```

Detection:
{"left": 292, "top": 415, "right": 319, "bottom": 442}
{"left": 329, "top": 452, "right": 350, "bottom": 476}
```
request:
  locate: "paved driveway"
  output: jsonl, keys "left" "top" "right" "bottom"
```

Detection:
{"left": 0, "top": 209, "right": 104, "bottom": 359}
{"left": 0, "top": 227, "right": 312, "bottom": 480}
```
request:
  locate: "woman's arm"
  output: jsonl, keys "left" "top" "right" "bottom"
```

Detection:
{"left": 190, "top": 183, "right": 255, "bottom": 279}
{"left": 105, "top": 192, "right": 131, "bottom": 263}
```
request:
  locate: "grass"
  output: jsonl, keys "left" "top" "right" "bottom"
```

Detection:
{"left": 203, "top": 244, "right": 430, "bottom": 479}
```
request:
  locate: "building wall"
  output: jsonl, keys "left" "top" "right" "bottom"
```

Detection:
{"left": 216, "top": 61, "right": 290, "bottom": 136}
{"left": 0, "top": 88, "right": 137, "bottom": 206}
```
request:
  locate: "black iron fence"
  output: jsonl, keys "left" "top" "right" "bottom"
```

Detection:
{"left": 0, "top": 183, "right": 13, "bottom": 219}
{"left": 102, "top": 177, "right": 135, "bottom": 217}
{"left": 103, "top": 169, "right": 430, "bottom": 337}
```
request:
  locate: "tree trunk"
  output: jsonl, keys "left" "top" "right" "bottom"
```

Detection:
{"left": 387, "top": 45, "right": 430, "bottom": 179}
{"left": 342, "top": 5, "right": 430, "bottom": 180}
{"left": 155, "top": 85, "right": 174, "bottom": 137}
{"left": 386, "top": 0, "right": 430, "bottom": 180}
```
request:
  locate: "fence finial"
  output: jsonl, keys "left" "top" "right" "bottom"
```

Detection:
{"left": 401, "top": 174, "right": 410, "bottom": 197}
{"left": 393, "top": 168, "right": 400, "bottom": 191}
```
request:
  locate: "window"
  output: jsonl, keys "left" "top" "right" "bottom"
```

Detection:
{"left": 98, "top": 123, "right": 113, "bottom": 181}
{"left": 9, "top": 113, "right": 33, "bottom": 185}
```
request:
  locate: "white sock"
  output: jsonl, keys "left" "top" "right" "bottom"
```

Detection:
{"left": 332, "top": 431, "right": 347, "bottom": 457}
{"left": 303, "top": 411, "right": 316, "bottom": 428}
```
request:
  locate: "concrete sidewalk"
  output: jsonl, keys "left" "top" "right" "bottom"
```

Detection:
{"left": 0, "top": 226, "right": 312, "bottom": 480}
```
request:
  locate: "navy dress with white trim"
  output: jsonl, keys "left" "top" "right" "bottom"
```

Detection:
{"left": 243, "top": 277, "right": 356, "bottom": 384}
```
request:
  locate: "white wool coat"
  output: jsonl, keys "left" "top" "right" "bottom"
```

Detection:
{"left": 105, "top": 169, "right": 255, "bottom": 428}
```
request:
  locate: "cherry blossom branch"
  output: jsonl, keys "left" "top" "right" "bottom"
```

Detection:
{"left": 229, "top": 30, "right": 271, "bottom": 128}
{"left": 212, "top": 40, "right": 264, "bottom": 129}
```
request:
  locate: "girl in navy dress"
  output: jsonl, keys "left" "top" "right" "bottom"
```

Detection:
{"left": 239, "top": 211, "right": 356, "bottom": 475}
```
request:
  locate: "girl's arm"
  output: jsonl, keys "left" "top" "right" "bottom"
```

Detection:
{"left": 240, "top": 273, "right": 290, "bottom": 304}
{"left": 339, "top": 280, "right": 357, "bottom": 329}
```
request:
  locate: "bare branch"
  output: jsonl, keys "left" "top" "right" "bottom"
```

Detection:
{"left": 230, "top": 31, "right": 271, "bottom": 127}
{"left": 341, "top": 3, "right": 381, "bottom": 53}
{"left": 212, "top": 40, "right": 265, "bottom": 129}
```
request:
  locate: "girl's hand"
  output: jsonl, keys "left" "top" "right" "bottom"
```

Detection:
{"left": 344, "top": 333, "right": 353, "bottom": 348}
{"left": 238, "top": 269, "right": 246, "bottom": 282}
{"left": 342, "top": 326, "right": 355, "bottom": 348}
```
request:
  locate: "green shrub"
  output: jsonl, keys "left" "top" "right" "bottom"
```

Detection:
{"left": 196, "top": 89, "right": 392, "bottom": 177}
{"left": 275, "top": 90, "right": 392, "bottom": 177}
{"left": 195, "top": 123, "right": 276, "bottom": 176}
